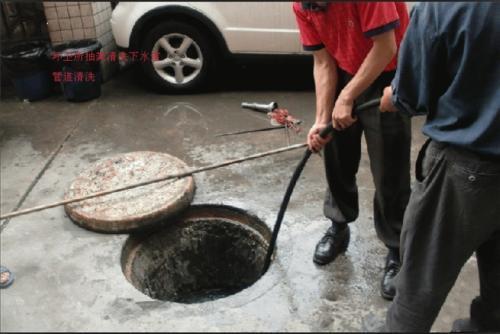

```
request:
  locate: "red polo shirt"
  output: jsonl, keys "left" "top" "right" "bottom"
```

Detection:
{"left": 293, "top": 2, "right": 409, "bottom": 75}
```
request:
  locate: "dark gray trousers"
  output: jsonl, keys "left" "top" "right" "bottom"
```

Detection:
{"left": 323, "top": 70, "right": 412, "bottom": 249}
{"left": 386, "top": 140, "right": 500, "bottom": 332}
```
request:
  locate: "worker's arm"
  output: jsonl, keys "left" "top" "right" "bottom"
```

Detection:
{"left": 380, "top": 4, "right": 441, "bottom": 115}
{"left": 308, "top": 48, "right": 338, "bottom": 152}
{"left": 333, "top": 30, "right": 397, "bottom": 129}
{"left": 380, "top": 86, "right": 398, "bottom": 112}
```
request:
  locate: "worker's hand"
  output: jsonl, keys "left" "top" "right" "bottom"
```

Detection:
{"left": 307, "top": 122, "right": 332, "bottom": 153}
{"left": 380, "top": 86, "right": 398, "bottom": 112}
{"left": 332, "top": 96, "right": 357, "bottom": 130}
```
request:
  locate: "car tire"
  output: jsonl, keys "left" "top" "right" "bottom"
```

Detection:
{"left": 140, "top": 20, "right": 216, "bottom": 93}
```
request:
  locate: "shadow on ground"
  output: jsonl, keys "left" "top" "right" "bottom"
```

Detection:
{"left": 127, "top": 56, "right": 315, "bottom": 93}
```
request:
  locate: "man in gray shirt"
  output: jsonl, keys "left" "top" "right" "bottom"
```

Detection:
{"left": 379, "top": 3, "right": 499, "bottom": 332}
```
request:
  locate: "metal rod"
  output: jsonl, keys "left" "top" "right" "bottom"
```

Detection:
{"left": 214, "top": 125, "right": 286, "bottom": 137}
{"left": 0, "top": 143, "right": 308, "bottom": 220}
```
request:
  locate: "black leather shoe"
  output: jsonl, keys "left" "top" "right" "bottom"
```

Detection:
{"left": 313, "top": 225, "right": 350, "bottom": 265}
{"left": 381, "top": 251, "right": 400, "bottom": 300}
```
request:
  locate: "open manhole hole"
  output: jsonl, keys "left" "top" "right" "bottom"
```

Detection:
{"left": 121, "top": 204, "right": 273, "bottom": 303}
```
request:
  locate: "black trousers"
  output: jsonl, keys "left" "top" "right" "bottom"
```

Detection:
{"left": 322, "top": 70, "right": 412, "bottom": 249}
{"left": 386, "top": 140, "right": 500, "bottom": 331}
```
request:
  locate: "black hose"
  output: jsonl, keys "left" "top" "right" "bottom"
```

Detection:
{"left": 261, "top": 98, "right": 380, "bottom": 274}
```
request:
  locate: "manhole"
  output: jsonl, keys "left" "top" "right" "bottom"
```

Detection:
{"left": 121, "top": 204, "right": 273, "bottom": 303}
{"left": 65, "top": 151, "right": 195, "bottom": 233}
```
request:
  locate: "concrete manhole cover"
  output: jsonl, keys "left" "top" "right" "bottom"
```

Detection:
{"left": 65, "top": 151, "right": 195, "bottom": 233}
{"left": 121, "top": 204, "right": 272, "bottom": 303}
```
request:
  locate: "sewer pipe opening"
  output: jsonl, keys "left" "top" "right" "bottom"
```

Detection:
{"left": 121, "top": 204, "right": 273, "bottom": 303}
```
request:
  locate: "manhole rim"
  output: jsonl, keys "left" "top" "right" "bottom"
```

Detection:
{"left": 121, "top": 203, "right": 279, "bottom": 305}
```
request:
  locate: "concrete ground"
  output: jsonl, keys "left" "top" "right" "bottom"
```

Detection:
{"left": 1, "top": 63, "right": 478, "bottom": 332}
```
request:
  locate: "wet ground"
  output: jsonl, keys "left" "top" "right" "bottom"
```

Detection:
{"left": 1, "top": 61, "right": 478, "bottom": 331}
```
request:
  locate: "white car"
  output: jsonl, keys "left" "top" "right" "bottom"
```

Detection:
{"left": 110, "top": 2, "right": 305, "bottom": 92}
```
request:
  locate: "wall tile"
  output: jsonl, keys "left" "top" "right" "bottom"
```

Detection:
{"left": 94, "top": 23, "right": 101, "bottom": 37}
{"left": 68, "top": 5, "right": 80, "bottom": 17}
{"left": 82, "top": 16, "right": 94, "bottom": 28}
{"left": 51, "top": 31, "right": 63, "bottom": 43}
{"left": 97, "top": 23, "right": 106, "bottom": 38}
{"left": 84, "top": 27, "right": 96, "bottom": 39}
{"left": 91, "top": 2, "right": 99, "bottom": 14}
{"left": 55, "top": 2, "right": 67, "bottom": 7}
{"left": 45, "top": 7, "right": 57, "bottom": 20}
{"left": 92, "top": 13, "right": 99, "bottom": 25}
{"left": 98, "top": 12, "right": 106, "bottom": 25}
{"left": 95, "top": 13, "right": 102, "bottom": 26}
{"left": 56, "top": 6, "right": 69, "bottom": 18}
{"left": 43, "top": 2, "right": 57, "bottom": 8}
{"left": 61, "top": 30, "right": 73, "bottom": 41}
{"left": 59, "top": 18, "right": 71, "bottom": 30}
{"left": 102, "top": 21, "right": 111, "bottom": 31}
{"left": 70, "top": 17, "right": 83, "bottom": 29}
{"left": 73, "top": 29, "right": 84, "bottom": 40}
{"left": 79, "top": 3, "right": 91, "bottom": 16}
{"left": 47, "top": 19, "right": 59, "bottom": 32}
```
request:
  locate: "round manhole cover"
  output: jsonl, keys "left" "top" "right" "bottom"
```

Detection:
{"left": 65, "top": 151, "right": 195, "bottom": 233}
{"left": 121, "top": 204, "right": 273, "bottom": 303}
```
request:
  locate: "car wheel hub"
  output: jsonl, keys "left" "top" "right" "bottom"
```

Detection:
{"left": 152, "top": 33, "right": 203, "bottom": 85}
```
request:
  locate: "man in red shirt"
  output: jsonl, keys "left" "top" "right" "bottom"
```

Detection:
{"left": 293, "top": 2, "right": 411, "bottom": 300}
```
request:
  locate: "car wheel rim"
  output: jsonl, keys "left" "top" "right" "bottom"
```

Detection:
{"left": 152, "top": 33, "right": 203, "bottom": 85}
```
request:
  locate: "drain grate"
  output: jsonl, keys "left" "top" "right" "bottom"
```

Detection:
{"left": 121, "top": 205, "right": 272, "bottom": 303}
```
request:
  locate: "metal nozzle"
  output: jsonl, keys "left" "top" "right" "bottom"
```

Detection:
{"left": 241, "top": 101, "right": 278, "bottom": 113}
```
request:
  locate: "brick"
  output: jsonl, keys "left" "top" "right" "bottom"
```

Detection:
{"left": 56, "top": 6, "right": 69, "bottom": 18}
{"left": 73, "top": 29, "right": 84, "bottom": 40}
{"left": 55, "top": 2, "right": 67, "bottom": 6}
{"left": 70, "top": 17, "right": 83, "bottom": 29}
{"left": 68, "top": 5, "right": 80, "bottom": 17}
{"left": 47, "top": 19, "right": 59, "bottom": 32}
{"left": 43, "top": 2, "right": 57, "bottom": 8}
{"left": 79, "top": 3, "right": 91, "bottom": 16}
{"left": 61, "top": 30, "right": 73, "bottom": 41}
{"left": 84, "top": 27, "right": 96, "bottom": 39}
{"left": 59, "top": 18, "right": 71, "bottom": 30}
{"left": 45, "top": 7, "right": 57, "bottom": 20}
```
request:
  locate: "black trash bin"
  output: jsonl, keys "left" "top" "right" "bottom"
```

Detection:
{"left": 1, "top": 41, "right": 52, "bottom": 101}
{"left": 52, "top": 39, "right": 102, "bottom": 102}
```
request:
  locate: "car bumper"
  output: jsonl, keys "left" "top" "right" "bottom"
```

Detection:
{"left": 110, "top": 3, "right": 136, "bottom": 48}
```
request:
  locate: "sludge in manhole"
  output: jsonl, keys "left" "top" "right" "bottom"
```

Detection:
{"left": 121, "top": 204, "right": 273, "bottom": 303}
